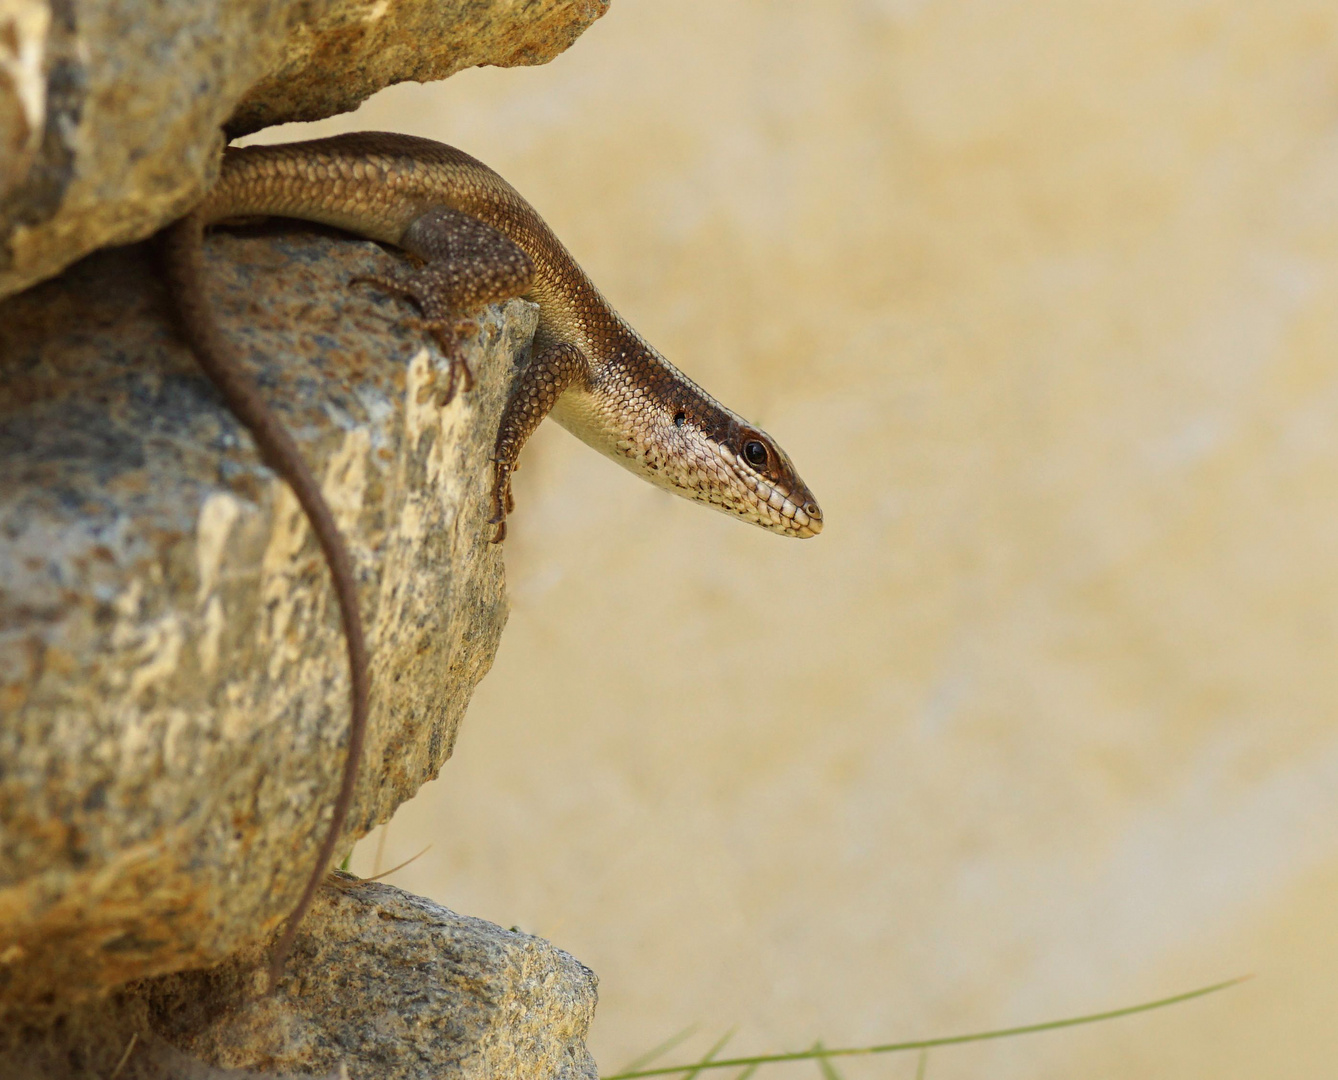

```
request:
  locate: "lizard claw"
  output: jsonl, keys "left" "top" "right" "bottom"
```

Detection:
{"left": 449, "top": 354, "right": 475, "bottom": 399}
{"left": 350, "top": 272, "right": 416, "bottom": 301}
{"left": 488, "top": 460, "right": 514, "bottom": 542}
{"left": 352, "top": 274, "right": 478, "bottom": 392}
{"left": 400, "top": 314, "right": 475, "bottom": 355}
{"left": 429, "top": 354, "right": 474, "bottom": 406}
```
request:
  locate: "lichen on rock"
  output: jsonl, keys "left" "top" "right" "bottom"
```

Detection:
{"left": 0, "top": 0, "right": 609, "bottom": 300}
{"left": 0, "top": 875, "right": 599, "bottom": 1079}
{"left": 0, "top": 226, "right": 530, "bottom": 1011}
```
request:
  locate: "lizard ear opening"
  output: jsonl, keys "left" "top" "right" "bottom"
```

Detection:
{"left": 673, "top": 411, "right": 686, "bottom": 428}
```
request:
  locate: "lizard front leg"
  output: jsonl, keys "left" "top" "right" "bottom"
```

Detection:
{"left": 490, "top": 341, "right": 590, "bottom": 542}
{"left": 355, "top": 206, "right": 534, "bottom": 402}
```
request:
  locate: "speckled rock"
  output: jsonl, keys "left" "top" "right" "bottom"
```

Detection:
{"left": 149, "top": 874, "right": 600, "bottom": 1079}
{"left": 0, "top": 0, "right": 48, "bottom": 206}
{"left": 229, "top": 0, "right": 612, "bottom": 137}
{"left": 0, "top": 0, "right": 609, "bottom": 300}
{"left": 0, "top": 225, "right": 534, "bottom": 1012}
{"left": 0, "top": 875, "right": 599, "bottom": 1080}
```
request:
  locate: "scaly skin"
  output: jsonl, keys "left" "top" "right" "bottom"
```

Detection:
{"left": 205, "top": 133, "right": 824, "bottom": 536}
{"left": 164, "top": 131, "right": 822, "bottom": 987}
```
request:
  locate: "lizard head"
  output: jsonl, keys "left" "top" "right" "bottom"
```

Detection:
{"left": 677, "top": 410, "right": 824, "bottom": 538}
{"left": 552, "top": 347, "right": 823, "bottom": 538}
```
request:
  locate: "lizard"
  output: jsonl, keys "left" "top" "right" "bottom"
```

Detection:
{"left": 161, "top": 131, "right": 823, "bottom": 985}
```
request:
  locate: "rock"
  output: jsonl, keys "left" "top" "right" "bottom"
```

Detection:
{"left": 0, "top": 0, "right": 48, "bottom": 206}
{"left": 0, "top": 224, "right": 532, "bottom": 1012}
{"left": 0, "top": 874, "right": 599, "bottom": 1079}
{"left": 0, "top": 0, "right": 608, "bottom": 300}
{"left": 148, "top": 874, "right": 600, "bottom": 1080}
{"left": 229, "top": 0, "right": 613, "bottom": 138}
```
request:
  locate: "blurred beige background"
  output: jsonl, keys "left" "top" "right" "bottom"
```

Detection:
{"left": 251, "top": 1, "right": 1338, "bottom": 1076}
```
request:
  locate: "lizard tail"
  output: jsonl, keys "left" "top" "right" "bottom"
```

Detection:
{"left": 161, "top": 213, "right": 369, "bottom": 991}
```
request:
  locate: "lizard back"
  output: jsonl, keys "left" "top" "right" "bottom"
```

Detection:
{"left": 206, "top": 132, "right": 615, "bottom": 356}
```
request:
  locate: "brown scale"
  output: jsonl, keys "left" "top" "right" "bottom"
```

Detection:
{"left": 163, "top": 131, "right": 822, "bottom": 990}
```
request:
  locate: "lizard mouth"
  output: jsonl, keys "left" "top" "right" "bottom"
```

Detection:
{"left": 744, "top": 474, "right": 823, "bottom": 537}
{"left": 716, "top": 445, "right": 823, "bottom": 538}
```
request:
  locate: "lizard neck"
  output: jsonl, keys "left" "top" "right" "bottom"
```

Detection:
{"left": 547, "top": 319, "right": 740, "bottom": 486}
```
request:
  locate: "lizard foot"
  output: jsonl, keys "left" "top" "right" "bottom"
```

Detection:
{"left": 353, "top": 273, "right": 477, "bottom": 402}
{"left": 400, "top": 315, "right": 476, "bottom": 402}
{"left": 351, "top": 270, "right": 440, "bottom": 314}
{"left": 486, "top": 341, "right": 590, "bottom": 543}
{"left": 487, "top": 459, "right": 515, "bottom": 544}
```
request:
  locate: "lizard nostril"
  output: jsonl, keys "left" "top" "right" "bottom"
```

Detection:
{"left": 804, "top": 502, "right": 821, "bottom": 517}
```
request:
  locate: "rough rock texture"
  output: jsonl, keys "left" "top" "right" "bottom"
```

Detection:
{"left": 0, "top": 225, "right": 535, "bottom": 1012}
{"left": 0, "top": 0, "right": 609, "bottom": 300}
{"left": 230, "top": 0, "right": 612, "bottom": 137}
{"left": 0, "top": 875, "right": 599, "bottom": 1079}
{"left": 0, "top": 0, "right": 49, "bottom": 206}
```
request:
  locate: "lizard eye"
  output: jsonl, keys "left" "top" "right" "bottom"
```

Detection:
{"left": 743, "top": 440, "right": 769, "bottom": 468}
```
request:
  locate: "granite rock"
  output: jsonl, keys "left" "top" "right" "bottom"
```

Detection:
{"left": 0, "top": 0, "right": 608, "bottom": 300}
{"left": 0, "top": 875, "right": 599, "bottom": 1079}
{"left": 0, "top": 224, "right": 532, "bottom": 1011}
{"left": 229, "top": 0, "right": 613, "bottom": 137}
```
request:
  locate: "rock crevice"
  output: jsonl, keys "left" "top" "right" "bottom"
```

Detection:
{"left": 0, "top": 227, "right": 596, "bottom": 1075}
{"left": 0, "top": 0, "right": 609, "bottom": 299}
{"left": 1, "top": 4, "right": 607, "bottom": 1073}
{"left": 0, "top": 875, "right": 599, "bottom": 1079}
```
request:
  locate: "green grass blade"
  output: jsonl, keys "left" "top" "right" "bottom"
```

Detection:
{"left": 615, "top": 1025, "right": 701, "bottom": 1075}
{"left": 914, "top": 1049, "right": 928, "bottom": 1080}
{"left": 812, "top": 1040, "right": 844, "bottom": 1080}
{"left": 681, "top": 1030, "right": 736, "bottom": 1080}
{"left": 600, "top": 976, "right": 1246, "bottom": 1079}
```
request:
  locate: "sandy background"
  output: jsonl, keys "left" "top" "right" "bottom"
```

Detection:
{"left": 250, "top": 2, "right": 1338, "bottom": 1076}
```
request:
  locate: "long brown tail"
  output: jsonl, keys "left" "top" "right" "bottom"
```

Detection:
{"left": 161, "top": 214, "right": 369, "bottom": 989}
